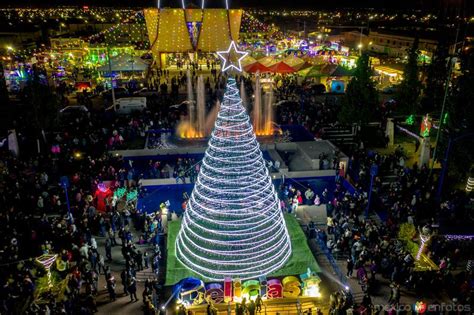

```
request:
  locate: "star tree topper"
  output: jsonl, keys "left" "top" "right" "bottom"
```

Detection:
{"left": 217, "top": 41, "right": 248, "bottom": 72}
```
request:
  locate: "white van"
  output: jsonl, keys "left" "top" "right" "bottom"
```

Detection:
{"left": 112, "top": 97, "right": 147, "bottom": 115}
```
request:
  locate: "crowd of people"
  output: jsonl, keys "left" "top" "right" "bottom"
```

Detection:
{"left": 0, "top": 71, "right": 179, "bottom": 313}
{"left": 273, "top": 75, "right": 341, "bottom": 139}
{"left": 122, "top": 157, "right": 200, "bottom": 183}
{"left": 0, "top": 134, "right": 171, "bottom": 313}
{"left": 0, "top": 59, "right": 472, "bottom": 315}
{"left": 301, "top": 147, "right": 474, "bottom": 314}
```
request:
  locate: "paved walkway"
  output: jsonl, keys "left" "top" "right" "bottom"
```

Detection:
{"left": 95, "top": 228, "right": 159, "bottom": 314}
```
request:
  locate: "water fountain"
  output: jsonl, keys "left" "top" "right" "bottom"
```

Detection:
{"left": 204, "top": 101, "right": 220, "bottom": 135}
{"left": 196, "top": 75, "right": 205, "bottom": 136}
{"left": 177, "top": 71, "right": 205, "bottom": 138}
{"left": 263, "top": 85, "right": 274, "bottom": 135}
{"left": 252, "top": 74, "right": 262, "bottom": 134}
{"left": 186, "top": 70, "right": 195, "bottom": 131}
{"left": 240, "top": 79, "right": 247, "bottom": 110}
{"left": 178, "top": 73, "right": 277, "bottom": 139}
{"left": 252, "top": 74, "right": 278, "bottom": 136}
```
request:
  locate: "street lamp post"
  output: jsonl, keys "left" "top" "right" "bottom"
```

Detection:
{"left": 60, "top": 176, "right": 73, "bottom": 223}
{"left": 106, "top": 46, "right": 116, "bottom": 104}
{"left": 6, "top": 46, "right": 14, "bottom": 70}
{"left": 365, "top": 164, "right": 379, "bottom": 218}
{"left": 429, "top": 57, "right": 455, "bottom": 178}
{"left": 436, "top": 132, "right": 474, "bottom": 201}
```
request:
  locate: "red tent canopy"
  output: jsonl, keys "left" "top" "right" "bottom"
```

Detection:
{"left": 244, "top": 62, "right": 271, "bottom": 73}
{"left": 268, "top": 61, "right": 296, "bottom": 73}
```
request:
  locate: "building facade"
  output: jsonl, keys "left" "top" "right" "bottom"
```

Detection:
{"left": 367, "top": 31, "right": 438, "bottom": 58}
{"left": 144, "top": 8, "right": 242, "bottom": 67}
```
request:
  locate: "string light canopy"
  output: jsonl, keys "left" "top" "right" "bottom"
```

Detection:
{"left": 217, "top": 41, "right": 248, "bottom": 72}
{"left": 175, "top": 77, "right": 291, "bottom": 281}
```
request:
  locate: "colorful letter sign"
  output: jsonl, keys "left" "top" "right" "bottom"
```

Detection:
{"left": 233, "top": 278, "right": 242, "bottom": 302}
{"left": 266, "top": 279, "right": 283, "bottom": 299}
{"left": 242, "top": 280, "right": 260, "bottom": 300}
{"left": 178, "top": 278, "right": 206, "bottom": 307}
{"left": 282, "top": 276, "right": 301, "bottom": 298}
{"left": 205, "top": 283, "right": 224, "bottom": 304}
{"left": 300, "top": 268, "right": 322, "bottom": 298}
{"left": 177, "top": 270, "right": 322, "bottom": 307}
{"left": 224, "top": 277, "right": 233, "bottom": 302}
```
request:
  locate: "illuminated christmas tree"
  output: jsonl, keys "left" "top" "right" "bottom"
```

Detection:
{"left": 175, "top": 77, "right": 291, "bottom": 281}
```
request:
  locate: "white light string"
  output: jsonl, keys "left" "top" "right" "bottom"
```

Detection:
{"left": 175, "top": 78, "right": 292, "bottom": 281}
{"left": 216, "top": 41, "right": 248, "bottom": 72}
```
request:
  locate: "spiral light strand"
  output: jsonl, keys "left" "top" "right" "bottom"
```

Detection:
{"left": 175, "top": 78, "right": 292, "bottom": 281}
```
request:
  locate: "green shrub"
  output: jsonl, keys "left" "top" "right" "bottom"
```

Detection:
{"left": 398, "top": 223, "right": 416, "bottom": 241}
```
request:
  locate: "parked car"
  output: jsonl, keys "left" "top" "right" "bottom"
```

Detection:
{"left": 382, "top": 85, "right": 399, "bottom": 94}
{"left": 59, "top": 105, "right": 89, "bottom": 116}
{"left": 100, "top": 87, "right": 129, "bottom": 100}
{"left": 108, "top": 97, "right": 147, "bottom": 115}
{"left": 274, "top": 100, "right": 298, "bottom": 108}
{"left": 170, "top": 100, "right": 193, "bottom": 111}
{"left": 133, "top": 88, "right": 159, "bottom": 97}
{"left": 58, "top": 105, "right": 89, "bottom": 124}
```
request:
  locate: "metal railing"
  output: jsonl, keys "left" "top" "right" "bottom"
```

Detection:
{"left": 315, "top": 233, "right": 351, "bottom": 295}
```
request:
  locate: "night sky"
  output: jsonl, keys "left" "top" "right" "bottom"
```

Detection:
{"left": 0, "top": 0, "right": 466, "bottom": 9}
{"left": 1, "top": 0, "right": 469, "bottom": 10}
